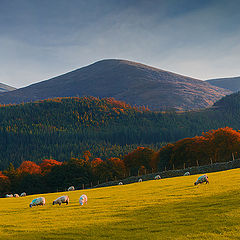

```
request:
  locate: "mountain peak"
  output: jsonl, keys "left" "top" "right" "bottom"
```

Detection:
{"left": 0, "top": 59, "right": 231, "bottom": 110}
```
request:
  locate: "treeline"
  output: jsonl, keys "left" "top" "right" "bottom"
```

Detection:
{"left": 0, "top": 94, "right": 240, "bottom": 169}
{"left": 0, "top": 127, "right": 239, "bottom": 196}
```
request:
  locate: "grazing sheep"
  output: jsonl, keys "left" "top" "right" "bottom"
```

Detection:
{"left": 184, "top": 172, "right": 190, "bottom": 176}
{"left": 118, "top": 182, "right": 123, "bottom": 185}
{"left": 79, "top": 194, "right": 87, "bottom": 206}
{"left": 154, "top": 175, "right": 161, "bottom": 180}
{"left": 53, "top": 195, "right": 69, "bottom": 206}
{"left": 138, "top": 178, "right": 143, "bottom": 182}
{"left": 20, "top": 192, "right": 26, "bottom": 197}
{"left": 194, "top": 174, "right": 209, "bottom": 185}
{"left": 68, "top": 186, "right": 75, "bottom": 191}
{"left": 29, "top": 197, "right": 46, "bottom": 208}
{"left": 14, "top": 194, "right": 19, "bottom": 198}
{"left": 5, "top": 194, "right": 13, "bottom": 198}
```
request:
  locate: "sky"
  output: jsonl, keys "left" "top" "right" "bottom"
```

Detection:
{"left": 0, "top": 0, "right": 240, "bottom": 88}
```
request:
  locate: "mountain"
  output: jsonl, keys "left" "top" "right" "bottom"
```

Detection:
{"left": 207, "top": 76, "right": 240, "bottom": 92}
{"left": 0, "top": 59, "right": 231, "bottom": 110}
{"left": 0, "top": 83, "right": 16, "bottom": 93}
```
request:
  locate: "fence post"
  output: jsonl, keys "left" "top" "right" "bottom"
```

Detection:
{"left": 145, "top": 169, "right": 147, "bottom": 175}
{"left": 183, "top": 163, "right": 186, "bottom": 169}
{"left": 82, "top": 184, "right": 84, "bottom": 190}
{"left": 97, "top": 180, "right": 99, "bottom": 185}
{"left": 210, "top": 158, "right": 213, "bottom": 165}
{"left": 196, "top": 160, "right": 199, "bottom": 166}
{"left": 173, "top": 164, "right": 174, "bottom": 170}
{"left": 165, "top": 166, "right": 167, "bottom": 171}
{"left": 232, "top": 153, "right": 235, "bottom": 161}
{"left": 90, "top": 182, "right": 93, "bottom": 188}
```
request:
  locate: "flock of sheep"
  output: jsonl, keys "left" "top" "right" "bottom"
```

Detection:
{"left": 29, "top": 194, "right": 87, "bottom": 208}
{"left": 4, "top": 174, "right": 209, "bottom": 207}
{"left": 119, "top": 173, "right": 209, "bottom": 185}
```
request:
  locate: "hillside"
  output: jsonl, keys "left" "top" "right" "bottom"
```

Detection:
{"left": 0, "top": 169, "right": 240, "bottom": 239}
{"left": 0, "top": 59, "right": 231, "bottom": 110}
{"left": 0, "top": 83, "right": 16, "bottom": 93}
{"left": 207, "top": 76, "right": 240, "bottom": 92}
{"left": 0, "top": 93, "right": 240, "bottom": 169}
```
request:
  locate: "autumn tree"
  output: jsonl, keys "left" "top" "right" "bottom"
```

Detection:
{"left": 18, "top": 161, "right": 42, "bottom": 175}
{"left": 123, "top": 147, "right": 155, "bottom": 175}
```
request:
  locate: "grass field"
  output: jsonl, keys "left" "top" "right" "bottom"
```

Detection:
{"left": 0, "top": 169, "right": 240, "bottom": 240}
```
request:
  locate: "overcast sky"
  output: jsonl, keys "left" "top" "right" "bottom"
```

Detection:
{"left": 1, "top": 0, "right": 240, "bottom": 88}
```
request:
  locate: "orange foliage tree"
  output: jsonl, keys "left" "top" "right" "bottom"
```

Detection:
{"left": 18, "top": 161, "right": 41, "bottom": 175}
{"left": 39, "top": 159, "right": 63, "bottom": 174}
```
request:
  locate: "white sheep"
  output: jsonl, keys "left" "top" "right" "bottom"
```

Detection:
{"left": 194, "top": 174, "right": 209, "bottom": 185}
{"left": 20, "top": 192, "right": 26, "bottom": 197}
{"left": 68, "top": 186, "right": 75, "bottom": 191}
{"left": 138, "top": 178, "right": 143, "bottom": 182}
{"left": 53, "top": 195, "right": 69, "bottom": 206}
{"left": 184, "top": 172, "right": 190, "bottom": 176}
{"left": 5, "top": 194, "right": 13, "bottom": 198}
{"left": 14, "top": 194, "right": 19, "bottom": 198}
{"left": 154, "top": 175, "right": 161, "bottom": 180}
{"left": 79, "top": 194, "right": 87, "bottom": 206}
{"left": 29, "top": 197, "right": 46, "bottom": 208}
{"left": 118, "top": 182, "right": 123, "bottom": 185}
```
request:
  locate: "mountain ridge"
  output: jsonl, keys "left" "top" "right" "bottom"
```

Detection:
{"left": 0, "top": 83, "right": 16, "bottom": 93}
{"left": 0, "top": 59, "right": 231, "bottom": 110}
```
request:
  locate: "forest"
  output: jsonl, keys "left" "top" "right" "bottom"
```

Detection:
{"left": 0, "top": 93, "right": 240, "bottom": 170}
{"left": 0, "top": 126, "right": 239, "bottom": 196}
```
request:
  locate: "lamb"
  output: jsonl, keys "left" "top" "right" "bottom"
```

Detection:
{"left": 154, "top": 175, "right": 161, "bottom": 180}
{"left": 14, "top": 194, "right": 19, "bottom": 198}
{"left": 29, "top": 197, "right": 46, "bottom": 208}
{"left": 79, "top": 194, "right": 87, "bottom": 206}
{"left": 184, "top": 172, "right": 190, "bottom": 176}
{"left": 118, "top": 182, "right": 123, "bottom": 185}
{"left": 53, "top": 195, "right": 69, "bottom": 206}
{"left": 20, "top": 192, "right": 26, "bottom": 197}
{"left": 68, "top": 186, "right": 75, "bottom": 191}
{"left": 5, "top": 194, "right": 13, "bottom": 198}
{"left": 138, "top": 178, "right": 143, "bottom": 182}
{"left": 194, "top": 174, "right": 209, "bottom": 185}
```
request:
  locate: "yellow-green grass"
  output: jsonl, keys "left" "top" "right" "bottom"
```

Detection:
{"left": 0, "top": 169, "right": 240, "bottom": 240}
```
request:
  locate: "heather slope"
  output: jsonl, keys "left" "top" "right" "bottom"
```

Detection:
{"left": 0, "top": 83, "right": 16, "bottom": 93}
{"left": 207, "top": 76, "right": 240, "bottom": 92}
{"left": 0, "top": 59, "right": 231, "bottom": 110}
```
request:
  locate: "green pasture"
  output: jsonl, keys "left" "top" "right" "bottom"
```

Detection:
{"left": 0, "top": 169, "right": 240, "bottom": 239}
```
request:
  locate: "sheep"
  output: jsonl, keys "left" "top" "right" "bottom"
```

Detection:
{"left": 154, "top": 175, "right": 161, "bottom": 180}
{"left": 118, "top": 182, "right": 123, "bottom": 185}
{"left": 194, "top": 174, "right": 209, "bottom": 185}
{"left": 79, "top": 194, "right": 87, "bottom": 206}
{"left": 53, "top": 195, "right": 69, "bottom": 206}
{"left": 29, "top": 197, "right": 46, "bottom": 208}
{"left": 5, "top": 194, "right": 13, "bottom": 198}
{"left": 20, "top": 192, "right": 26, "bottom": 197}
{"left": 14, "top": 194, "right": 19, "bottom": 198}
{"left": 184, "top": 172, "right": 190, "bottom": 176}
{"left": 138, "top": 178, "right": 143, "bottom": 182}
{"left": 68, "top": 186, "right": 75, "bottom": 191}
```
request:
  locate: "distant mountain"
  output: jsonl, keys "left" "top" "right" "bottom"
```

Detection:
{"left": 0, "top": 59, "right": 231, "bottom": 110}
{"left": 0, "top": 83, "right": 16, "bottom": 93}
{"left": 207, "top": 77, "right": 240, "bottom": 92}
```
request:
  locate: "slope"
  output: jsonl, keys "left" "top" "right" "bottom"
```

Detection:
{"left": 0, "top": 83, "right": 16, "bottom": 93}
{"left": 207, "top": 76, "right": 240, "bottom": 92}
{"left": 0, "top": 168, "right": 239, "bottom": 239}
{"left": 0, "top": 93, "right": 240, "bottom": 169}
{"left": 0, "top": 59, "right": 231, "bottom": 110}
